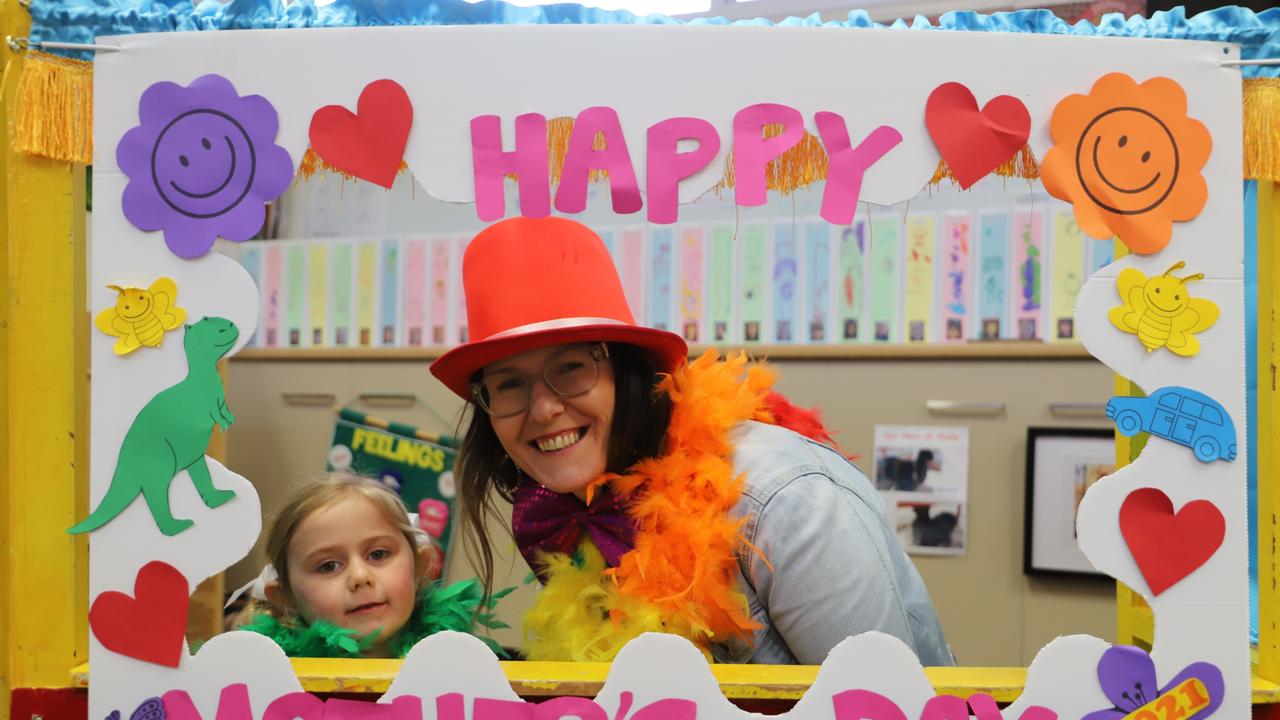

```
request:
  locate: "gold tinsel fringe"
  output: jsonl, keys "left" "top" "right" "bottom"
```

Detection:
{"left": 14, "top": 51, "right": 94, "bottom": 164}
{"left": 293, "top": 148, "right": 409, "bottom": 182}
{"left": 1244, "top": 78, "right": 1280, "bottom": 182}
{"left": 11, "top": 66, "right": 1280, "bottom": 187}
{"left": 928, "top": 144, "right": 1041, "bottom": 187}
{"left": 712, "top": 125, "right": 829, "bottom": 195}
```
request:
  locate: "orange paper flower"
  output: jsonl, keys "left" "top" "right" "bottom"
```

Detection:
{"left": 1041, "top": 73, "right": 1212, "bottom": 255}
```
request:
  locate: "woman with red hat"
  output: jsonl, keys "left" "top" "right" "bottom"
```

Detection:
{"left": 430, "top": 216, "right": 951, "bottom": 666}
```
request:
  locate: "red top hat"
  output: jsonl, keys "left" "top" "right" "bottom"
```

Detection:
{"left": 430, "top": 217, "right": 689, "bottom": 400}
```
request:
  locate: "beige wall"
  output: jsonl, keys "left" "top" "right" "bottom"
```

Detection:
{"left": 225, "top": 355, "right": 1116, "bottom": 665}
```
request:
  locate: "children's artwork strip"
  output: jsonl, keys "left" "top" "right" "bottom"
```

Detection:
{"left": 285, "top": 244, "right": 307, "bottom": 347}
{"left": 455, "top": 235, "right": 471, "bottom": 343}
{"left": 1012, "top": 210, "right": 1044, "bottom": 340}
{"left": 429, "top": 236, "right": 451, "bottom": 346}
{"left": 648, "top": 227, "right": 675, "bottom": 333}
{"left": 1051, "top": 210, "right": 1085, "bottom": 342}
{"left": 679, "top": 226, "right": 704, "bottom": 343}
{"left": 404, "top": 239, "right": 427, "bottom": 347}
{"left": 264, "top": 244, "right": 282, "bottom": 347}
{"left": 308, "top": 244, "right": 330, "bottom": 347}
{"left": 903, "top": 215, "right": 935, "bottom": 343}
{"left": 772, "top": 223, "right": 799, "bottom": 343}
{"left": 976, "top": 213, "right": 1009, "bottom": 340}
{"left": 868, "top": 217, "right": 899, "bottom": 342}
{"left": 939, "top": 213, "right": 971, "bottom": 343}
{"left": 356, "top": 240, "right": 379, "bottom": 347}
{"left": 804, "top": 221, "right": 831, "bottom": 343}
{"left": 331, "top": 242, "right": 354, "bottom": 347}
{"left": 1089, "top": 236, "right": 1115, "bottom": 276}
{"left": 380, "top": 238, "right": 401, "bottom": 347}
{"left": 618, "top": 228, "right": 646, "bottom": 325}
{"left": 837, "top": 220, "right": 866, "bottom": 342}
{"left": 239, "top": 246, "right": 263, "bottom": 347}
{"left": 707, "top": 226, "right": 734, "bottom": 343}
{"left": 739, "top": 224, "right": 767, "bottom": 343}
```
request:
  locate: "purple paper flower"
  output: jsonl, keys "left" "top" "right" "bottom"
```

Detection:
{"left": 1085, "top": 645, "right": 1224, "bottom": 720}
{"left": 117, "top": 74, "right": 294, "bottom": 259}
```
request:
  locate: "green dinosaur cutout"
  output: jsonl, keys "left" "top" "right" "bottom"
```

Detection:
{"left": 70, "top": 317, "right": 241, "bottom": 537}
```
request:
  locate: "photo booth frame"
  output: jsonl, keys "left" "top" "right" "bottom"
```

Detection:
{"left": 2, "top": 1, "right": 1280, "bottom": 717}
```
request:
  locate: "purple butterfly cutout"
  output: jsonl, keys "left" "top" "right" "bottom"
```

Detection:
{"left": 1084, "top": 645, "right": 1224, "bottom": 720}
{"left": 106, "top": 712, "right": 121, "bottom": 720}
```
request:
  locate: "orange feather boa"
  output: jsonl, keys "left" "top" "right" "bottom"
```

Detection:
{"left": 522, "top": 350, "right": 823, "bottom": 661}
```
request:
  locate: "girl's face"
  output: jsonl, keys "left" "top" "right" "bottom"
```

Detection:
{"left": 483, "top": 343, "right": 615, "bottom": 499}
{"left": 283, "top": 494, "right": 419, "bottom": 656}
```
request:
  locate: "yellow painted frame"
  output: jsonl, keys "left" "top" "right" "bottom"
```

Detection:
{"left": 1, "top": 0, "right": 90, "bottom": 714}
{"left": 1256, "top": 180, "right": 1279, "bottom": 684}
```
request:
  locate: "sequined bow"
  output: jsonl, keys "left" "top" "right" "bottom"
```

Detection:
{"left": 511, "top": 476, "right": 635, "bottom": 580}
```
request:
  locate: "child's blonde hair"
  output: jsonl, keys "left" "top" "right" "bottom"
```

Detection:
{"left": 265, "top": 474, "right": 421, "bottom": 608}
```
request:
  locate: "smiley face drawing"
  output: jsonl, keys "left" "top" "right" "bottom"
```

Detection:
{"left": 118, "top": 75, "right": 294, "bottom": 259}
{"left": 1041, "top": 73, "right": 1211, "bottom": 255}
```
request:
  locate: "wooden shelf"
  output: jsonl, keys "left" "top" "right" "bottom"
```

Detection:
{"left": 232, "top": 341, "right": 1095, "bottom": 363}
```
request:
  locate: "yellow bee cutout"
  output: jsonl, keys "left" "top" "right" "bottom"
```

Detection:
{"left": 94, "top": 277, "right": 187, "bottom": 356}
{"left": 1109, "top": 261, "right": 1218, "bottom": 356}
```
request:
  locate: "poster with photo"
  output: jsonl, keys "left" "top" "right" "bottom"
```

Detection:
{"left": 873, "top": 425, "right": 969, "bottom": 556}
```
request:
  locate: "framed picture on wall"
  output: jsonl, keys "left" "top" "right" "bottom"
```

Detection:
{"left": 1023, "top": 427, "right": 1116, "bottom": 577}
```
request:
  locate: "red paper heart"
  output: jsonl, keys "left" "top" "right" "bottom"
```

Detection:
{"left": 1119, "top": 488, "right": 1225, "bottom": 596}
{"left": 89, "top": 561, "right": 189, "bottom": 667}
{"left": 309, "top": 79, "right": 413, "bottom": 189}
{"left": 925, "top": 82, "right": 1031, "bottom": 189}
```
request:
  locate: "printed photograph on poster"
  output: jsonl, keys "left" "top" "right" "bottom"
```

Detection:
{"left": 892, "top": 500, "right": 965, "bottom": 555}
{"left": 873, "top": 425, "right": 969, "bottom": 556}
{"left": 1024, "top": 427, "right": 1114, "bottom": 577}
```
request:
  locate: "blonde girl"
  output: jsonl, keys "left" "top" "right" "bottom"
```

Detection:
{"left": 240, "top": 475, "right": 506, "bottom": 658}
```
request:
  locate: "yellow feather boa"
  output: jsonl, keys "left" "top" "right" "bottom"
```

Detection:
{"left": 522, "top": 350, "right": 780, "bottom": 662}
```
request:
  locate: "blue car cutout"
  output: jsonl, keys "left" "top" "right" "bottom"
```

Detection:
{"left": 1106, "top": 386, "right": 1237, "bottom": 463}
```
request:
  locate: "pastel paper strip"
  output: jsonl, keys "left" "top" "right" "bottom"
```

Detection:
{"left": 380, "top": 238, "right": 401, "bottom": 346}
{"left": 679, "top": 225, "right": 704, "bottom": 342}
{"left": 430, "top": 236, "right": 451, "bottom": 344}
{"left": 618, "top": 228, "right": 646, "bottom": 324}
{"left": 976, "top": 212, "right": 1010, "bottom": 340}
{"left": 240, "top": 245, "right": 262, "bottom": 347}
{"left": 331, "top": 242, "right": 354, "bottom": 346}
{"left": 405, "top": 238, "right": 427, "bottom": 346}
{"left": 285, "top": 244, "right": 306, "bottom": 347}
{"left": 1051, "top": 210, "right": 1086, "bottom": 342}
{"left": 868, "top": 217, "right": 899, "bottom": 342}
{"left": 264, "top": 243, "right": 281, "bottom": 347}
{"left": 309, "top": 243, "right": 329, "bottom": 347}
{"left": 940, "top": 213, "right": 971, "bottom": 343}
{"left": 356, "top": 240, "right": 378, "bottom": 347}
{"left": 708, "top": 226, "right": 734, "bottom": 342}
{"left": 805, "top": 221, "right": 831, "bottom": 342}
{"left": 837, "top": 221, "right": 866, "bottom": 341}
{"left": 648, "top": 227, "right": 674, "bottom": 332}
{"left": 1013, "top": 210, "right": 1044, "bottom": 340}
{"left": 455, "top": 235, "right": 470, "bottom": 343}
{"left": 772, "top": 222, "right": 798, "bottom": 343}
{"left": 740, "top": 223, "right": 767, "bottom": 342}
{"left": 903, "top": 215, "right": 936, "bottom": 343}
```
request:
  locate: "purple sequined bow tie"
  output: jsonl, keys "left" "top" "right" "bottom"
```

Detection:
{"left": 511, "top": 476, "right": 636, "bottom": 580}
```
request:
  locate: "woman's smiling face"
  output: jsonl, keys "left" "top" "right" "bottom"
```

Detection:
{"left": 483, "top": 344, "right": 615, "bottom": 499}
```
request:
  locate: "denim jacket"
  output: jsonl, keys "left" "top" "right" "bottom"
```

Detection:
{"left": 710, "top": 421, "right": 955, "bottom": 666}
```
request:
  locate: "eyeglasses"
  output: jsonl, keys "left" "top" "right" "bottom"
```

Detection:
{"left": 471, "top": 343, "right": 610, "bottom": 418}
